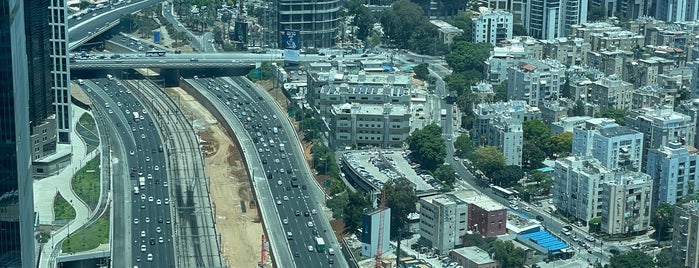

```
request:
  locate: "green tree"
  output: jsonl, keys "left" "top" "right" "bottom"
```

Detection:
{"left": 343, "top": 191, "right": 371, "bottom": 234}
{"left": 522, "top": 141, "right": 546, "bottom": 170}
{"left": 513, "top": 24, "right": 528, "bottom": 36}
{"left": 353, "top": 5, "right": 376, "bottom": 41}
{"left": 445, "top": 42, "right": 493, "bottom": 74}
{"left": 656, "top": 248, "right": 683, "bottom": 268}
{"left": 471, "top": 146, "right": 505, "bottom": 177}
{"left": 571, "top": 100, "right": 586, "bottom": 116}
{"left": 407, "top": 124, "right": 446, "bottom": 171}
{"left": 453, "top": 134, "right": 474, "bottom": 158}
{"left": 494, "top": 81, "right": 508, "bottom": 102}
{"left": 523, "top": 119, "right": 550, "bottom": 146}
{"left": 384, "top": 180, "right": 418, "bottom": 239}
{"left": 326, "top": 192, "right": 348, "bottom": 219}
{"left": 413, "top": 63, "right": 430, "bottom": 81}
{"left": 447, "top": 11, "right": 473, "bottom": 42}
{"left": 212, "top": 26, "right": 224, "bottom": 45}
{"left": 544, "top": 132, "right": 573, "bottom": 158}
{"left": 491, "top": 165, "right": 524, "bottom": 187}
{"left": 596, "top": 108, "right": 628, "bottom": 125}
{"left": 484, "top": 240, "right": 526, "bottom": 268}
{"left": 609, "top": 250, "right": 655, "bottom": 268}
{"left": 380, "top": 0, "right": 431, "bottom": 49}
{"left": 433, "top": 164, "right": 457, "bottom": 187}
{"left": 651, "top": 203, "right": 675, "bottom": 240}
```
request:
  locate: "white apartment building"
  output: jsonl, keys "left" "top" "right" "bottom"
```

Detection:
{"left": 626, "top": 106, "right": 695, "bottom": 170}
{"left": 672, "top": 201, "right": 699, "bottom": 267}
{"left": 473, "top": 101, "right": 540, "bottom": 166}
{"left": 572, "top": 118, "right": 644, "bottom": 172}
{"left": 472, "top": 9, "right": 513, "bottom": 46}
{"left": 315, "top": 83, "right": 412, "bottom": 116}
{"left": 419, "top": 195, "right": 470, "bottom": 254}
{"left": 677, "top": 99, "right": 699, "bottom": 149}
{"left": 526, "top": 0, "right": 588, "bottom": 40}
{"left": 487, "top": 117, "right": 523, "bottom": 166}
{"left": 589, "top": 75, "right": 633, "bottom": 111}
{"left": 506, "top": 59, "right": 567, "bottom": 106}
{"left": 600, "top": 172, "right": 653, "bottom": 235}
{"left": 655, "top": 0, "right": 699, "bottom": 22}
{"left": 553, "top": 156, "right": 610, "bottom": 225}
{"left": 646, "top": 142, "right": 699, "bottom": 208}
{"left": 329, "top": 103, "right": 410, "bottom": 149}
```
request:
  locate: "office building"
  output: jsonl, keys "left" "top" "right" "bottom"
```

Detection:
{"left": 472, "top": 9, "right": 513, "bottom": 46}
{"left": 361, "top": 208, "right": 391, "bottom": 257}
{"left": 626, "top": 106, "right": 695, "bottom": 170}
{"left": 419, "top": 191, "right": 506, "bottom": 254}
{"left": 483, "top": 0, "right": 526, "bottom": 25}
{"left": 654, "top": 0, "right": 699, "bottom": 22}
{"left": 672, "top": 201, "right": 699, "bottom": 267}
{"left": 526, "top": 0, "right": 588, "bottom": 40}
{"left": 329, "top": 103, "right": 411, "bottom": 149}
{"left": 572, "top": 118, "right": 644, "bottom": 172}
{"left": 49, "top": 0, "right": 71, "bottom": 144}
{"left": 646, "top": 142, "right": 699, "bottom": 208}
{"left": 506, "top": 59, "right": 566, "bottom": 106}
{"left": 277, "top": 0, "right": 341, "bottom": 48}
{"left": 0, "top": 0, "right": 37, "bottom": 265}
{"left": 600, "top": 171, "right": 653, "bottom": 235}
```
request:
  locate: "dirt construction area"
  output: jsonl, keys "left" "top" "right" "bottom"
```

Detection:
{"left": 165, "top": 87, "right": 264, "bottom": 268}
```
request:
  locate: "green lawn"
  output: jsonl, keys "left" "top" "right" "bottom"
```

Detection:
{"left": 78, "top": 113, "right": 97, "bottom": 134}
{"left": 53, "top": 193, "right": 76, "bottom": 222}
{"left": 72, "top": 155, "right": 101, "bottom": 210}
{"left": 61, "top": 209, "right": 109, "bottom": 253}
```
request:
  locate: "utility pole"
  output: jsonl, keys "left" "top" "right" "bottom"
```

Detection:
{"left": 375, "top": 187, "right": 386, "bottom": 268}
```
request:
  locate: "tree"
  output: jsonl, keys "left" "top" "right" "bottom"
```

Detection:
{"left": 571, "top": 100, "right": 586, "bottom": 116}
{"left": 596, "top": 108, "right": 628, "bottom": 125}
{"left": 352, "top": 5, "right": 376, "bottom": 41}
{"left": 413, "top": 63, "right": 430, "bottom": 81}
{"left": 609, "top": 250, "right": 655, "bottom": 268}
{"left": 384, "top": 180, "right": 417, "bottom": 239}
{"left": 651, "top": 203, "right": 675, "bottom": 240}
{"left": 407, "top": 124, "right": 446, "bottom": 171}
{"left": 513, "top": 24, "right": 528, "bottom": 36}
{"left": 491, "top": 165, "right": 524, "bottom": 187}
{"left": 448, "top": 11, "right": 473, "bottom": 42}
{"left": 433, "top": 164, "right": 457, "bottom": 187}
{"left": 484, "top": 240, "right": 526, "bottom": 268}
{"left": 453, "top": 134, "right": 474, "bottom": 158}
{"left": 212, "top": 26, "right": 224, "bottom": 45}
{"left": 343, "top": 191, "right": 371, "bottom": 234}
{"left": 544, "top": 132, "right": 573, "bottom": 158}
{"left": 326, "top": 192, "right": 348, "bottom": 219}
{"left": 523, "top": 119, "right": 550, "bottom": 146}
{"left": 445, "top": 42, "right": 493, "bottom": 74}
{"left": 471, "top": 146, "right": 505, "bottom": 177}
{"left": 380, "top": 0, "right": 431, "bottom": 49}
{"left": 656, "top": 248, "right": 683, "bottom": 268}
{"left": 522, "top": 141, "right": 546, "bottom": 170}
{"left": 494, "top": 81, "right": 508, "bottom": 102}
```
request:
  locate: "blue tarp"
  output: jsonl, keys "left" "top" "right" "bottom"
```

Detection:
{"left": 522, "top": 231, "right": 569, "bottom": 252}
{"left": 537, "top": 167, "right": 554, "bottom": 173}
{"left": 383, "top": 65, "right": 393, "bottom": 71}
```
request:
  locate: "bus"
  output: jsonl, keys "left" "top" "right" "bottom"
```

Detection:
{"left": 440, "top": 109, "right": 447, "bottom": 119}
{"left": 133, "top": 111, "right": 140, "bottom": 121}
{"left": 145, "top": 50, "right": 166, "bottom": 57}
{"left": 315, "top": 237, "right": 325, "bottom": 252}
{"left": 491, "top": 185, "right": 517, "bottom": 199}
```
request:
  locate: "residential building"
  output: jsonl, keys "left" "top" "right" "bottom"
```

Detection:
{"left": 688, "top": 62, "right": 699, "bottom": 99}
{"left": 571, "top": 118, "right": 644, "bottom": 172}
{"left": 506, "top": 59, "right": 567, "bottom": 106}
{"left": 571, "top": 22, "right": 622, "bottom": 41}
{"left": 277, "top": 0, "right": 341, "bottom": 48}
{"left": 488, "top": 117, "right": 524, "bottom": 166}
{"left": 430, "top": 20, "right": 464, "bottom": 45}
{"left": 550, "top": 116, "right": 594, "bottom": 135}
{"left": 450, "top": 247, "right": 498, "bottom": 268}
{"left": 600, "top": 171, "right": 653, "bottom": 235}
{"left": 473, "top": 101, "right": 541, "bottom": 166}
{"left": 538, "top": 100, "right": 569, "bottom": 125}
{"left": 553, "top": 157, "right": 611, "bottom": 225}
{"left": 418, "top": 191, "right": 507, "bottom": 254}
{"left": 361, "top": 208, "right": 391, "bottom": 257}
{"left": 589, "top": 75, "right": 633, "bottom": 111}
{"left": 672, "top": 201, "right": 699, "bottom": 267}
{"left": 585, "top": 49, "right": 631, "bottom": 77}
{"left": 677, "top": 99, "right": 699, "bottom": 149}
{"left": 0, "top": 0, "right": 37, "bottom": 265}
{"left": 486, "top": 41, "right": 538, "bottom": 84}
{"left": 647, "top": 142, "right": 699, "bottom": 208}
{"left": 416, "top": 0, "right": 468, "bottom": 19}
{"left": 626, "top": 106, "right": 695, "bottom": 170}
{"left": 631, "top": 85, "right": 676, "bottom": 109}
{"left": 472, "top": 9, "right": 513, "bottom": 46}
{"left": 654, "top": 0, "right": 699, "bottom": 22}
{"left": 329, "top": 103, "right": 411, "bottom": 149}
{"left": 657, "top": 67, "right": 693, "bottom": 94}
{"left": 526, "top": 0, "right": 588, "bottom": 40}
{"left": 540, "top": 37, "right": 591, "bottom": 66}
{"left": 470, "top": 81, "right": 495, "bottom": 103}
{"left": 588, "top": 30, "right": 645, "bottom": 52}
{"left": 483, "top": 0, "right": 527, "bottom": 25}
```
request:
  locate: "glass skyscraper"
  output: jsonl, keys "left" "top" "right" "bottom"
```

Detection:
{"left": 0, "top": 0, "right": 37, "bottom": 267}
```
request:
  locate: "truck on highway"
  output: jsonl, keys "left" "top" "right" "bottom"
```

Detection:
{"left": 139, "top": 177, "right": 146, "bottom": 189}
{"left": 315, "top": 237, "right": 325, "bottom": 252}
{"left": 273, "top": 127, "right": 279, "bottom": 134}
{"left": 133, "top": 111, "right": 140, "bottom": 122}
{"left": 279, "top": 143, "right": 285, "bottom": 152}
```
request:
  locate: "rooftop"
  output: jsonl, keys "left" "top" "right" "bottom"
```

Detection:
{"left": 341, "top": 150, "right": 433, "bottom": 191}
{"left": 332, "top": 103, "right": 409, "bottom": 116}
{"left": 451, "top": 246, "right": 495, "bottom": 265}
{"left": 597, "top": 125, "right": 640, "bottom": 138}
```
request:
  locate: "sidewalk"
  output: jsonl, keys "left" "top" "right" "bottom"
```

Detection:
{"left": 36, "top": 105, "right": 102, "bottom": 268}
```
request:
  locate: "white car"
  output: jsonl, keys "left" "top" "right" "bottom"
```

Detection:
{"left": 158, "top": 236, "right": 164, "bottom": 243}
{"left": 147, "top": 174, "right": 153, "bottom": 179}
{"left": 147, "top": 253, "right": 153, "bottom": 261}
{"left": 156, "top": 199, "right": 162, "bottom": 205}
{"left": 148, "top": 196, "right": 154, "bottom": 202}
{"left": 277, "top": 180, "right": 282, "bottom": 186}
{"left": 276, "top": 200, "right": 282, "bottom": 205}
{"left": 140, "top": 244, "right": 146, "bottom": 252}
{"left": 283, "top": 218, "right": 289, "bottom": 224}
{"left": 145, "top": 156, "right": 150, "bottom": 162}
{"left": 130, "top": 150, "right": 135, "bottom": 155}
{"left": 140, "top": 194, "right": 146, "bottom": 200}
{"left": 163, "top": 181, "right": 168, "bottom": 187}
{"left": 133, "top": 218, "right": 139, "bottom": 224}
{"left": 141, "top": 133, "right": 146, "bottom": 139}
{"left": 154, "top": 165, "right": 160, "bottom": 171}
{"left": 283, "top": 196, "right": 289, "bottom": 201}
{"left": 311, "top": 209, "right": 317, "bottom": 215}
{"left": 307, "top": 245, "right": 314, "bottom": 252}
{"left": 307, "top": 221, "right": 314, "bottom": 228}
{"left": 164, "top": 198, "right": 169, "bottom": 205}
{"left": 156, "top": 227, "right": 161, "bottom": 233}
{"left": 145, "top": 217, "right": 150, "bottom": 223}
{"left": 141, "top": 230, "right": 146, "bottom": 238}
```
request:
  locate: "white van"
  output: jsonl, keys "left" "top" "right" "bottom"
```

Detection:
{"left": 286, "top": 232, "right": 293, "bottom": 240}
{"left": 107, "top": 74, "right": 114, "bottom": 80}
{"left": 77, "top": 79, "right": 84, "bottom": 85}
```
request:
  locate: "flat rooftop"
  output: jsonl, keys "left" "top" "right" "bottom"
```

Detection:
{"left": 342, "top": 150, "right": 433, "bottom": 191}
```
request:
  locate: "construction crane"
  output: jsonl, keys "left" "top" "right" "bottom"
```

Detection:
{"left": 258, "top": 234, "right": 266, "bottom": 267}
{"left": 376, "top": 187, "right": 386, "bottom": 268}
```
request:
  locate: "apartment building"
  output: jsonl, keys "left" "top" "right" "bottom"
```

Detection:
{"left": 672, "top": 201, "right": 699, "bottom": 268}
{"left": 600, "top": 171, "right": 653, "bottom": 235}
{"left": 631, "top": 85, "right": 676, "bottom": 110}
{"left": 553, "top": 157, "right": 610, "bottom": 225}
{"left": 654, "top": 0, "right": 699, "bottom": 22}
{"left": 483, "top": 0, "right": 527, "bottom": 25}
{"left": 431, "top": 20, "right": 464, "bottom": 45}
{"left": 506, "top": 59, "right": 567, "bottom": 106}
{"left": 588, "top": 30, "right": 645, "bottom": 52}
{"left": 647, "top": 142, "right": 699, "bottom": 208}
{"left": 487, "top": 116, "right": 524, "bottom": 166}
{"left": 486, "top": 39, "right": 542, "bottom": 84}
{"left": 526, "top": 0, "right": 588, "bottom": 40}
{"left": 540, "top": 37, "right": 591, "bottom": 66}
{"left": 472, "top": 9, "right": 513, "bottom": 46}
{"left": 473, "top": 101, "right": 540, "bottom": 166}
{"left": 677, "top": 99, "right": 699, "bottom": 149}
{"left": 571, "top": 118, "right": 644, "bottom": 172}
{"left": 329, "top": 103, "right": 410, "bottom": 149}
{"left": 419, "top": 191, "right": 507, "bottom": 254}
{"left": 589, "top": 75, "right": 633, "bottom": 111}
{"left": 626, "top": 106, "right": 695, "bottom": 170}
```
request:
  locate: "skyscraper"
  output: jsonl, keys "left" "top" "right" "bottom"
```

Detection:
{"left": 526, "top": 0, "right": 588, "bottom": 40}
{"left": 277, "top": 0, "right": 341, "bottom": 48}
{"left": 0, "top": 0, "right": 37, "bottom": 266}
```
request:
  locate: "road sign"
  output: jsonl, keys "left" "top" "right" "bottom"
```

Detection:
{"left": 282, "top": 29, "right": 300, "bottom": 50}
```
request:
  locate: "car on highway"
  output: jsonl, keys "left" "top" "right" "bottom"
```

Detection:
{"left": 277, "top": 180, "right": 282, "bottom": 186}
{"left": 311, "top": 209, "right": 317, "bottom": 215}
{"left": 307, "top": 221, "right": 314, "bottom": 228}
{"left": 283, "top": 195, "right": 289, "bottom": 201}
{"left": 276, "top": 200, "right": 282, "bottom": 205}
{"left": 295, "top": 210, "right": 301, "bottom": 216}
{"left": 141, "top": 230, "right": 146, "bottom": 238}
{"left": 148, "top": 196, "right": 154, "bottom": 202}
{"left": 164, "top": 198, "right": 169, "bottom": 204}
{"left": 156, "top": 199, "right": 162, "bottom": 205}
{"left": 159, "top": 237, "right": 164, "bottom": 243}
{"left": 154, "top": 165, "right": 160, "bottom": 171}
{"left": 145, "top": 217, "right": 150, "bottom": 223}
{"left": 307, "top": 245, "right": 314, "bottom": 252}
{"left": 147, "top": 253, "right": 153, "bottom": 261}
{"left": 140, "top": 244, "right": 146, "bottom": 252}
{"left": 283, "top": 218, "right": 288, "bottom": 225}
{"left": 156, "top": 227, "right": 161, "bottom": 233}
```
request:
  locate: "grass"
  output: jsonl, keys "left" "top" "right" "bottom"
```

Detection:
{"left": 72, "top": 155, "right": 101, "bottom": 210}
{"left": 78, "top": 113, "right": 97, "bottom": 134}
{"left": 61, "top": 208, "right": 110, "bottom": 253}
{"left": 53, "top": 193, "right": 76, "bottom": 222}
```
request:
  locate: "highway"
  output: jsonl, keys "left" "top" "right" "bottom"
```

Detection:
{"left": 81, "top": 78, "right": 176, "bottom": 267}
{"left": 186, "top": 77, "right": 348, "bottom": 267}
{"left": 69, "top": 0, "right": 162, "bottom": 48}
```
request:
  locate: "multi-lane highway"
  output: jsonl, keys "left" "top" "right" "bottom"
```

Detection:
{"left": 81, "top": 78, "right": 176, "bottom": 267}
{"left": 69, "top": 0, "right": 162, "bottom": 48}
{"left": 187, "top": 77, "right": 347, "bottom": 267}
